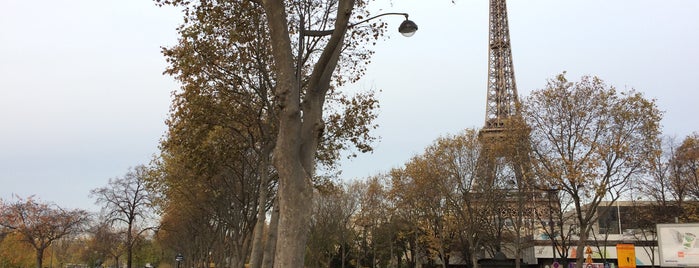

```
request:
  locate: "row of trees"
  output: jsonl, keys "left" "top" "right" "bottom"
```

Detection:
{"left": 0, "top": 166, "right": 159, "bottom": 268}
{"left": 1, "top": 116, "right": 696, "bottom": 268}
{"left": 1, "top": 72, "right": 697, "bottom": 268}
{"left": 301, "top": 73, "right": 699, "bottom": 267}
{"left": 3, "top": 0, "right": 392, "bottom": 266}
{"left": 303, "top": 74, "right": 699, "bottom": 268}
{"left": 2, "top": 0, "right": 698, "bottom": 267}
{"left": 143, "top": 0, "right": 697, "bottom": 266}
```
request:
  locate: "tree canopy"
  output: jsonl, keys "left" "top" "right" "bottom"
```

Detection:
{"left": 0, "top": 197, "right": 89, "bottom": 268}
{"left": 522, "top": 73, "right": 663, "bottom": 267}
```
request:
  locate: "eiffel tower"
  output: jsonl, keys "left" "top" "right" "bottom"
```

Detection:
{"left": 477, "top": 0, "right": 531, "bottom": 189}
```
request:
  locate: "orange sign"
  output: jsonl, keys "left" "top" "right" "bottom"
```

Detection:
{"left": 585, "top": 246, "right": 594, "bottom": 264}
{"left": 616, "top": 244, "right": 636, "bottom": 268}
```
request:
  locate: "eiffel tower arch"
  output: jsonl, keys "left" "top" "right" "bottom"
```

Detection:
{"left": 476, "top": 0, "right": 532, "bottom": 191}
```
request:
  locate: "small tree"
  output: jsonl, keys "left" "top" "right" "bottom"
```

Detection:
{"left": 306, "top": 182, "right": 361, "bottom": 268}
{"left": 88, "top": 220, "right": 125, "bottom": 268}
{"left": 0, "top": 196, "right": 89, "bottom": 268}
{"left": 91, "top": 165, "right": 157, "bottom": 268}
{"left": 674, "top": 133, "right": 699, "bottom": 204}
{"left": 358, "top": 175, "right": 402, "bottom": 267}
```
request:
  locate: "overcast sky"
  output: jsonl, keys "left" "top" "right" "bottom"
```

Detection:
{"left": 1, "top": 0, "right": 697, "bottom": 211}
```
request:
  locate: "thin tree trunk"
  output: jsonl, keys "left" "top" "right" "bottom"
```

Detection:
{"left": 415, "top": 231, "right": 422, "bottom": 268}
{"left": 261, "top": 197, "right": 279, "bottom": 268}
{"left": 36, "top": 248, "right": 44, "bottom": 268}
{"left": 249, "top": 195, "right": 266, "bottom": 268}
{"left": 127, "top": 249, "right": 132, "bottom": 268}
{"left": 127, "top": 228, "right": 133, "bottom": 268}
{"left": 241, "top": 226, "right": 254, "bottom": 268}
{"left": 389, "top": 239, "right": 394, "bottom": 268}
{"left": 575, "top": 229, "right": 589, "bottom": 268}
{"left": 341, "top": 240, "right": 346, "bottom": 268}
{"left": 249, "top": 151, "right": 272, "bottom": 268}
{"left": 438, "top": 243, "right": 447, "bottom": 268}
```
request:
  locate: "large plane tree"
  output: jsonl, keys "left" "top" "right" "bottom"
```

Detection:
{"left": 155, "top": 0, "right": 413, "bottom": 266}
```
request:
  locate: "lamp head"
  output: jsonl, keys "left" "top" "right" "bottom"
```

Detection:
{"left": 398, "top": 19, "right": 418, "bottom": 37}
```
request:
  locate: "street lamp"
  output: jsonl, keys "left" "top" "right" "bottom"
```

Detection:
{"left": 356, "top": 12, "right": 418, "bottom": 37}
{"left": 296, "top": 12, "right": 417, "bottom": 82}
{"left": 175, "top": 253, "right": 184, "bottom": 268}
{"left": 303, "top": 12, "right": 418, "bottom": 37}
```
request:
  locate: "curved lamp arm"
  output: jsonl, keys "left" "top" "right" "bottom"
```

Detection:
{"left": 303, "top": 12, "right": 418, "bottom": 37}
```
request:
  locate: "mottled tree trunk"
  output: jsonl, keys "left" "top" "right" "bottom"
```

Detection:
{"left": 261, "top": 0, "right": 354, "bottom": 266}
{"left": 261, "top": 0, "right": 308, "bottom": 264}
{"left": 272, "top": 158, "right": 314, "bottom": 267}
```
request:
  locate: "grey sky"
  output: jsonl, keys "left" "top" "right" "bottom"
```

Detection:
{"left": 1, "top": 0, "right": 697, "bottom": 211}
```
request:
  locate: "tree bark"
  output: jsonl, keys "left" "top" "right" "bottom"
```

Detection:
{"left": 259, "top": 0, "right": 307, "bottom": 264}
{"left": 249, "top": 210, "right": 265, "bottom": 268}
{"left": 249, "top": 146, "right": 273, "bottom": 268}
{"left": 273, "top": 164, "right": 313, "bottom": 267}
{"left": 127, "top": 225, "right": 134, "bottom": 268}
{"left": 575, "top": 228, "right": 589, "bottom": 268}
{"left": 260, "top": 0, "right": 355, "bottom": 266}
{"left": 261, "top": 197, "right": 279, "bottom": 268}
{"left": 36, "top": 248, "right": 44, "bottom": 268}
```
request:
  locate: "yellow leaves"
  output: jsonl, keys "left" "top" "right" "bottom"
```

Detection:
{"left": 670, "top": 133, "right": 699, "bottom": 198}
{"left": 677, "top": 133, "right": 699, "bottom": 162}
{"left": 523, "top": 73, "right": 664, "bottom": 246}
{"left": 0, "top": 196, "right": 89, "bottom": 268}
{"left": 679, "top": 203, "right": 699, "bottom": 223}
{"left": 525, "top": 73, "right": 662, "bottom": 186}
{"left": 387, "top": 128, "right": 497, "bottom": 258}
{"left": 0, "top": 232, "right": 34, "bottom": 267}
{"left": 319, "top": 90, "right": 379, "bottom": 168}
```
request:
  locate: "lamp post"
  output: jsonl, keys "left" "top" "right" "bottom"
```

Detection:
{"left": 302, "top": 12, "right": 418, "bottom": 37}
{"left": 175, "top": 253, "right": 184, "bottom": 268}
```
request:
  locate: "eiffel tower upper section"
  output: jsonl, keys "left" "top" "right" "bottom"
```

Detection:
{"left": 481, "top": 0, "right": 520, "bottom": 138}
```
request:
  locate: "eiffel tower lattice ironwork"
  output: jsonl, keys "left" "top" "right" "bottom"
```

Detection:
{"left": 477, "top": 0, "right": 531, "bottom": 188}
{"left": 483, "top": 0, "right": 519, "bottom": 134}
